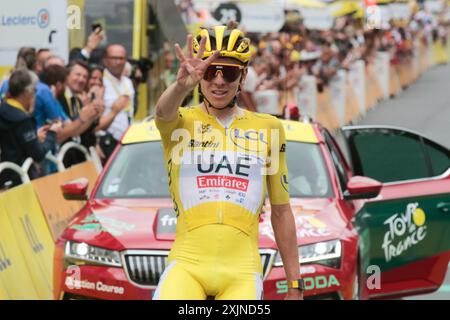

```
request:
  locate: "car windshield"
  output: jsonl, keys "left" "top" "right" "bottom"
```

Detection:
{"left": 96, "top": 141, "right": 332, "bottom": 199}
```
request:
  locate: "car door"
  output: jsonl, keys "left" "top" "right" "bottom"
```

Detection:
{"left": 341, "top": 125, "right": 450, "bottom": 299}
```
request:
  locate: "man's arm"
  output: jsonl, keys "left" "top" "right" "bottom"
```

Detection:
{"left": 155, "top": 82, "right": 192, "bottom": 122}
{"left": 56, "top": 104, "right": 99, "bottom": 143}
{"left": 95, "top": 95, "right": 127, "bottom": 131}
{"left": 80, "top": 28, "right": 105, "bottom": 60}
{"left": 15, "top": 119, "right": 57, "bottom": 163}
{"left": 271, "top": 203, "right": 303, "bottom": 300}
{"left": 267, "top": 118, "right": 302, "bottom": 299}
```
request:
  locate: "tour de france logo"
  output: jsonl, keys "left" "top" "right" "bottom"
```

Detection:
{"left": 37, "top": 9, "right": 50, "bottom": 29}
{"left": 382, "top": 202, "right": 427, "bottom": 262}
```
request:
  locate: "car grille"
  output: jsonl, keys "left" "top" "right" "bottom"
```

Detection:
{"left": 123, "top": 251, "right": 168, "bottom": 287}
{"left": 123, "top": 249, "right": 277, "bottom": 288}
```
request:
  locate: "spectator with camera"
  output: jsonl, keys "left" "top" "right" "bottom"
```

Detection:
{"left": 0, "top": 69, "right": 62, "bottom": 189}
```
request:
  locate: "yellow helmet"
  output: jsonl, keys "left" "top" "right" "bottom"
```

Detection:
{"left": 193, "top": 25, "right": 252, "bottom": 64}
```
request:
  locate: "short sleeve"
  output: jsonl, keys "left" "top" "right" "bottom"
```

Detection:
{"left": 267, "top": 119, "right": 290, "bottom": 205}
{"left": 155, "top": 108, "right": 184, "bottom": 143}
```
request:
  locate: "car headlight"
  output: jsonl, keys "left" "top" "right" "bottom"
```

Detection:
{"left": 274, "top": 239, "right": 341, "bottom": 268}
{"left": 64, "top": 241, "right": 122, "bottom": 267}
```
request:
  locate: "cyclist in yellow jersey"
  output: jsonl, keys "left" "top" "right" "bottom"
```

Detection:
{"left": 154, "top": 25, "right": 303, "bottom": 300}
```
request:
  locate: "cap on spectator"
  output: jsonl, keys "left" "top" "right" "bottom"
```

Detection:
{"left": 290, "top": 50, "right": 301, "bottom": 62}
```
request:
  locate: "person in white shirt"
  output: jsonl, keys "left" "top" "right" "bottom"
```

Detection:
{"left": 100, "top": 44, "right": 135, "bottom": 161}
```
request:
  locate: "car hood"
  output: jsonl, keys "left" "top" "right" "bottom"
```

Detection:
{"left": 63, "top": 197, "right": 348, "bottom": 251}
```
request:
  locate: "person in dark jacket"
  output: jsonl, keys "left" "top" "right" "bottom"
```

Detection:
{"left": 0, "top": 69, "right": 61, "bottom": 189}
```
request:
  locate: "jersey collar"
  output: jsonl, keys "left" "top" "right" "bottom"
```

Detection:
{"left": 6, "top": 98, "right": 27, "bottom": 113}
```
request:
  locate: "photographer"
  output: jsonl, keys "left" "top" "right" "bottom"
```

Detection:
{"left": 126, "top": 57, "right": 153, "bottom": 117}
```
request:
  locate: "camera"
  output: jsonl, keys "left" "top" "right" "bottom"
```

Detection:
{"left": 128, "top": 57, "right": 153, "bottom": 83}
{"left": 91, "top": 23, "right": 103, "bottom": 33}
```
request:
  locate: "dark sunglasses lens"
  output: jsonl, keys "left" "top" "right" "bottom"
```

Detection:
{"left": 222, "top": 66, "right": 241, "bottom": 82}
{"left": 203, "top": 65, "right": 241, "bottom": 82}
{"left": 204, "top": 66, "right": 217, "bottom": 81}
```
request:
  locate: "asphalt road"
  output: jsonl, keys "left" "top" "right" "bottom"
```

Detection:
{"left": 355, "top": 62, "right": 450, "bottom": 300}
{"left": 356, "top": 63, "right": 450, "bottom": 149}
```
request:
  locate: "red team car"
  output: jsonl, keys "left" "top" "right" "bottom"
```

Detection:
{"left": 53, "top": 117, "right": 450, "bottom": 300}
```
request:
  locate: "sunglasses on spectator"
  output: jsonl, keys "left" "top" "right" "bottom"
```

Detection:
{"left": 203, "top": 63, "right": 244, "bottom": 82}
{"left": 106, "top": 56, "right": 126, "bottom": 61}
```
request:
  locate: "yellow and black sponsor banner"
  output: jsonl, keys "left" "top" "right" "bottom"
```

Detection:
{"left": 1, "top": 184, "right": 54, "bottom": 300}
{"left": 32, "top": 161, "right": 99, "bottom": 241}
{"left": 0, "top": 194, "right": 40, "bottom": 299}
{"left": 433, "top": 40, "right": 450, "bottom": 65}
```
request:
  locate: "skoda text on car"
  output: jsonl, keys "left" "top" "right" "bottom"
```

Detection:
{"left": 54, "top": 118, "right": 450, "bottom": 300}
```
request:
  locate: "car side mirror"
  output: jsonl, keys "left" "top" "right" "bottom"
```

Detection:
{"left": 343, "top": 176, "right": 382, "bottom": 200}
{"left": 61, "top": 178, "right": 89, "bottom": 201}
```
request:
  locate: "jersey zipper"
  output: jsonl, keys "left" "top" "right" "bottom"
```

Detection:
{"left": 219, "top": 126, "right": 228, "bottom": 224}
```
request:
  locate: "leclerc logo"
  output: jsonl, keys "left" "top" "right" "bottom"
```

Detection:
{"left": 37, "top": 9, "right": 50, "bottom": 28}
{"left": 1, "top": 8, "right": 50, "bottom": 29}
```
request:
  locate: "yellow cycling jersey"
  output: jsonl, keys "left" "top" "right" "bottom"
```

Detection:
{"left": 155, "top": 105, "right": 290, "bottom": 236}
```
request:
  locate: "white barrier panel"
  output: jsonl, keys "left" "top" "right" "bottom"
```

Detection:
{"left": 255, "top": 90, "right": 280, "bottom": 115}
{"left": 297, "top": 75, "right": 318, "bottom": 119}
{"left": 375, "top": 52, "right": 390, "bottom": 100}
{"left": 412, "top": 40, "right": 421, "bottom": 79}
{"left": 330, "top": 70, "right": 347, "bottom": 126}
{"left": 389, "top": 3, "right": 411, "bottom": 20}
{"left": 349, "top": 60, "right": 366, "bottom": 116}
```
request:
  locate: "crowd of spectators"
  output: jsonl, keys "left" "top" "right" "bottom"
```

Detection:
{"left": 0, "top": 27, "right": 135, "bottom": 190}
{"left": 237, "top": 7, "right": 449, "bottom": 112}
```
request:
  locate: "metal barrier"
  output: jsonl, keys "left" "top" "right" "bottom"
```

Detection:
{"left": 0, "top": 142, "right": 103, "bottom": 190}
{"left": 43, "top": 143, "right": 102, "bottom": 174}
{"left": 0, "top": 159, "right": 32, "bottom": 185}
{"left": 56, "top": 142, "right": 91, "bottom": 172}
{"left": 88, "top": 146, "right": 103, "bottom": 174}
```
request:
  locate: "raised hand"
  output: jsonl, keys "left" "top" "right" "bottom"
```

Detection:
{"left": 37, "top": 125, "right": 50, "bottom": 142}
{"left": 174, "top": 35, "right": 220, "bottom": 91}
{"left": 112, "top": 95, "right": 130, "bottom": 114}
{"left": 49, "top": 120, "right": 63, "bottom": 134}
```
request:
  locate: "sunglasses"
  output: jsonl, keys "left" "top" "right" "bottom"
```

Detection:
{"left": 203, "top": 63, "right": 244, "bottom": 82}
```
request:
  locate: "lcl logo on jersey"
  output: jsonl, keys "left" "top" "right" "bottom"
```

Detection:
{"left": 229, "top": 128, "right": 268, "bottom": 152}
